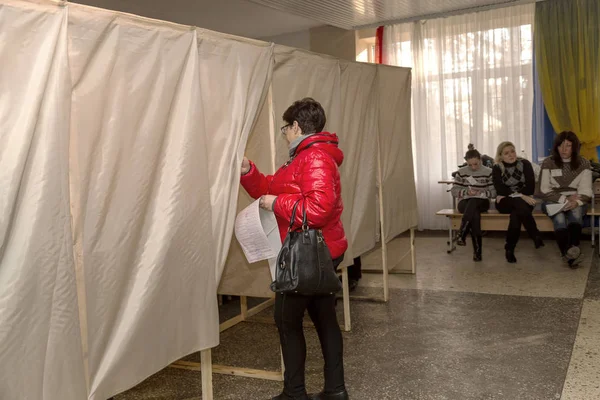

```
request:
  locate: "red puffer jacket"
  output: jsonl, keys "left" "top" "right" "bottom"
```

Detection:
{"left": 240, "top": 132, "right": 348, "bottom": 259}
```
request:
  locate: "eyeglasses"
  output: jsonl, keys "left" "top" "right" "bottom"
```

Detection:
{"left": 280, "top": 124, "right": 291, "bottom": 135}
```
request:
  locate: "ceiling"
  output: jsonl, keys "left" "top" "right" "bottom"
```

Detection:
{"left": 71, "top": 0, "right": 542, "bottom": 39}
{"left": 70, "top": 0, "right": 323, "bottom": 38}
{"left": 247, "top": 0, "right": 540, "bottom": 29}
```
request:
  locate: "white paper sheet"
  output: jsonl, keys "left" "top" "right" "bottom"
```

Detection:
{"left": 466, "top": 176, "right": 478, "bottom": 185}
{"left": 545, "top": 202, "right": 567, "bottom": 217}
{"left": 235, "top": 199, "right": 280, "bottom": 264}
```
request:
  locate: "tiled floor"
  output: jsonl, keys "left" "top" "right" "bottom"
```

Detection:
{"left": 114, "top": 233, "right": 599, "bottom": 400}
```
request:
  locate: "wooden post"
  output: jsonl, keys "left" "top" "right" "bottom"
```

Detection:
{"left": 201, "top": 349, "right": 213, "bottom": 400}
{"left": 240, "top": 296, "right": 248, "bottom": 320}
{"left": 376, "top": 133, "right": 389, "bottom": 302}
{"left": 268, "top": 84, "right": 277, "bottom": 173}
{"left": 341, "top": 266, "right": 351, "bottom": 331}
{"left": 410, "top": 227, "right": 416, "bottom": 274}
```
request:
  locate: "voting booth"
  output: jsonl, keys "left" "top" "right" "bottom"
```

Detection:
{"left": 0, "top": 0, "right": 417, "bottom": 399}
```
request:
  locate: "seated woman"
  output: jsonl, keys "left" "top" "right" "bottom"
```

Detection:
{"left": 451, "top": 144, "right": 496, "bottom": 261}
{"left": 537, "top": 131, "right": 592, "bottom": 268}
{"left": 493, "top": 141, "right": 544, "bottom": 263}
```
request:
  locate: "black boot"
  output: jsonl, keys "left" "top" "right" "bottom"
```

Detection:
{"left": 505, "top": 244, "right": 517, "bottom": 263}
{"left": 309, "top": 390, "right": 349, "bottom": 400}
{"left": 273, "top": 393, "right": 309, "bottom": 400}
{"left": 568, "top": 223, "right": 582, "bottom": 248}
{"left": 456, "top": 220, "right": 470, "bottom": 246}
{"left": 555, "top": 229, "right": 569, "bottom": 256}
{"left": 472, "top": 235, "right": 482, "bottom": 262}
{"left": 534, "top": 235, "right": 545, "bottom": 249}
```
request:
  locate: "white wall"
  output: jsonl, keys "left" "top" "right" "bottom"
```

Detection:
{"left": 71, "top": 0, "right": 322, "bottom": 38}
{"left": 261, "top": 30, "right": 311, "bottom": 50}
{"left": 309, "top": 25, "right": 356, "bottom": 61}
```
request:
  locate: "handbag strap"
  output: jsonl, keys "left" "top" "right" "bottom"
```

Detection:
{"left": 288, "top": 199, "right": 310, "bottom": 232}
{"left": 301, "top": 200, "right": 309, "bottom": 231}
{"left": 288, "top": 200, "right": 301, "bottom": 232}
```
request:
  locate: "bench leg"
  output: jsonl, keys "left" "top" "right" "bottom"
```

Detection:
{"left": 447, "top": 221, "right": 456, "bottom": 254}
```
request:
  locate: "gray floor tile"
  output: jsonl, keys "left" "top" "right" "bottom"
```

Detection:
{"left": 361, "top": 236, "right": 591, "bottom": 299}
{"left": 116, "top": 289, "right": 581, "bottom": 400}
{"left": 583, "top": 252, "right": 600, "bottom": 300}
{"left": 561, "top": 299, "right": 600, "bottom": 400}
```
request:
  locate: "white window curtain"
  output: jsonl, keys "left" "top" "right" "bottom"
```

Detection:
{"left": 383, "top": 4, "right": 535, "bottom": 229}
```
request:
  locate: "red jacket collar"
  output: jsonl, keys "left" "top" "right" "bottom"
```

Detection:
{"left": 293, "top": 132, "right": 344, "bottom": 166}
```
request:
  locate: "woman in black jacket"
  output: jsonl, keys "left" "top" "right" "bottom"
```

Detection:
{"left": 492, "top": 141, "right": 544, "bottom": 263}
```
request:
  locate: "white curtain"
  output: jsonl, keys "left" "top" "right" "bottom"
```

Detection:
{"left": 1, "top": 1, "right": 273, "bottom": 399}
{"left": 67, "top": 6, "right": 220, "bottom": 399}
{"left": 198, "top": 32, "right": 273, "bottom": 283}
{"left": 218, "top": 92, "right": 275, "bottom": 298}
{"left": 375, "top": 64, "right": 418, "bottom": 240}
{"left": 383, "top": 4, "right": 535, "bottom": 229}
{"left": 0, "top": 2, "right": 87, "bottom": 399}
{"left": 338, "top": 61, "right": 379, "bottom": 258}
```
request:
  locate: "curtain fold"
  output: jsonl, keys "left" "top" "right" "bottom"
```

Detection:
{"left": 339, "top": 61, "right": 379, "bottom": 258}
{"left": 67, "top": 7, "right": 219, "bottom": 399}
{"left": 383, "top": 4, "right": 535, "bottom": 229}
{"left": 376, "top": 65, "right": 418, "bottom": 240}
{"left": 535, "top": 0, "right": 600, "bottom": 160}
{"left": 1, "top": 0, "right": 274, "bottom": 398}
{"left": 0, "top": 2, "right": 87, "bottom": 399}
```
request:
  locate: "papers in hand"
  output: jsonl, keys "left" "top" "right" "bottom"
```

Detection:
{"left": 545, "top": 202, "right": 567, "bottom": 217}
{"left": 234, "top": 199, "right": 281, "bottom": 264}
{"left": 465, "top": 176, "right": 478, "bottom": 185}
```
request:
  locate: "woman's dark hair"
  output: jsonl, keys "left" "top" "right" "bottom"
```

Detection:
{"left": 464, "top": 143, "right": 481, "bottom": 160}
{"left": 552, "top": 131, "right": 581, "bottom": 169}
{"left": 283, "top": 97, "right": 326, "bottom": 135}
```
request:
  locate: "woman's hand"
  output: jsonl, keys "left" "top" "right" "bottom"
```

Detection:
{"left": 467, "top": 188, "right": 481, "bottom": 196}
{"left": 522, "top": 195, "right": 537, "bottom": 206}
{"left": 496, "top": 195, "right": 505, "bottom": 203}
{"left": 259, "top": 195, "right": 277, "bottom": 211}
{"left": 241, "top": 157, "right": 250, "bottom": 175}
{"left": 567, "top": 194, "right": 581, "bottom": 203}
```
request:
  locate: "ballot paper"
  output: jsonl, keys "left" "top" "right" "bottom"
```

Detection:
{"left": 545, "top": 202, "right": 567, "bottom": 217}
{"left": 234, "top": 199, "right": 282, "bottom": 279}
{"left": 466, "top": 176, "right": 478, "bottom": 185}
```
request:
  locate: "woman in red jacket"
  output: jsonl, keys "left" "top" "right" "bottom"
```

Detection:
{"left": 241, "top": 98, "right": 349, "bottom": 400}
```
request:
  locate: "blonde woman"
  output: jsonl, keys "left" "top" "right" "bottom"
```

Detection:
{"left": 492, "top": 142, "right": 544, "bottom": 263}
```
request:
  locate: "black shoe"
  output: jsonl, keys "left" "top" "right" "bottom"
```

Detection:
{"left": 272, "top": 393, "right": 309, "bottom": 400}
{"left": 505, "top": 249, "right": 517, "bottom": 263}
{"left": 471, "top": 235, "right": 482, "bottom": 262}
{"left": 348, "top": 279, "right": 359, "bottom": 292}
{"left": 534, "top": 236, "right": 545, "bottom": 249}
{"left": 455, "top": 220, "right": 470, "bottom": 246}
{"left": 309, "top": 390, "right": 349, "bottom": 400}
{"left": 566, "top": 246, "right": 582, "bottom": 269}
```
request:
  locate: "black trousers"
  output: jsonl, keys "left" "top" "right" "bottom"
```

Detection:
{"left": 347, "top": 256, "right": 362, "bottom": 280}
{"left": 274, "top": 256, "right": 346, "bottom": 396}
{"left": 495, "top": 197, "right": 539, "bottom": 249}
{"left": 457, "top": 198, "right": 490, "bottom": 236}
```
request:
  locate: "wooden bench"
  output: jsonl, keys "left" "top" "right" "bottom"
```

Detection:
{"left": 588, "top": 209, "right": 600, "bottom": 256}
{"left": 436, "top": 209, "right": 555, "bottom": 254}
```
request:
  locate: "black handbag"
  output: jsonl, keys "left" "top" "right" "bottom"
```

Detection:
{"left": 270, "top": 200, "right": 342, "bottom": 295}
